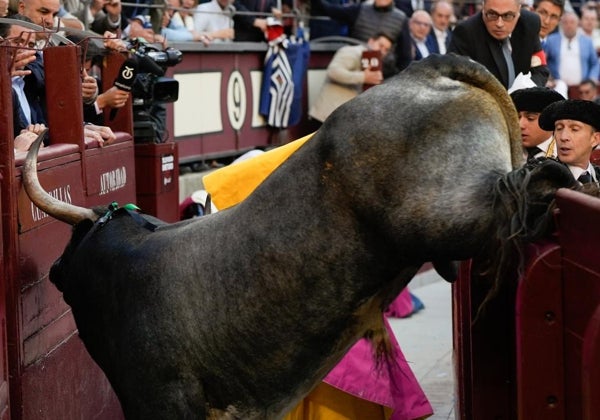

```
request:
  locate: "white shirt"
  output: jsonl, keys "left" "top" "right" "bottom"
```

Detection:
{"left": 433, "top": 27, "right": 447, "bottom": 54}
{"left": 12, "top": 76, "right": 31, "bottom": 125}
{"left": 536, "top": 136, "right": 557, "bottom": 158}
{"left": 568, "top": 162, "right": 597, "bottom": 182}
{"left": 413, "top": 38, "right": 429, "bottom": 58}
{"left": 194, "top": 0, "right": 233, "bottom": 35}
{"left": 559, "top": 34, "right": 582, "bottom": 85}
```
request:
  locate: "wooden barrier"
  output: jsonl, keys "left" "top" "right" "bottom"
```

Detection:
{"left": 454, "top": 188, "right": 600, "bottom": 419}
{"left": 7, "top": 45, "right": 126, "bottom": 420}
{"left": 0, "top": 43, "right": 139, "bottom": 418}
{"left": 0, "top": 175, "right": 8, "bottom": 420}
{"left": 135, "top": 142, "right": 180, "bottom": 223}
{"left": 0, "top": 45, "right": 20, "bottom": 420}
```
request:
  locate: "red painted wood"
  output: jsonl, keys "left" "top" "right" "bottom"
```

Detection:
{"left": 11, "top": 152, "right": 125, "bottom": 419}
{"left": 0, "top": 177, "right": 11, "bottom": 420}
{"left": 1, "top": 46, "right": 20, "bottom": 420}
{"left": 135, "top": 142, "right": 180, "bottom": 222}
{"left": 0, "top": 44, "right": 124, "bottom": 419}
{"left": 582, "top": 305, "right": 600, "bottom": 420}
{"left": 555, "top": 189, "right": 600, "bottom": 419}
{"left": 515, "top": 242, "right": 565, "bottom": 419}
{"left": 84, "top": 136, "right": 137, "bottom": 209}
{"left": 452, "top": 261, "right": 473, "bottom": 420}
{"left": 43, "top": 46, "right": 84, "bottom": 147}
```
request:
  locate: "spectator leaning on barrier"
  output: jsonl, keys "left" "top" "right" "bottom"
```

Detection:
{"left": 193, "top": 0, "right": 235, "bottom": 43}
{"left": 161, "top": 0, "right": 208, "bottom": 42}
{"left": 0, "top": 20, "right": 47, "bottom": 152}
{"left": 448, "top": 0, "right": 549, "bottom": 90}
{"left": 309, "top": 32, "right": 393, "bottom": 123}
{"left": 539, "top": 99, "right": 600, "bottom": 184}
{"left": 177, "top": 0, "right": 196, "bottom": 29}
{"left": 2, "top": 17, "right": 117, "bottom": 147}
{"left": 2, "top": 19, "right": 47, "bottom": 138}
{"left": 231, "top": 0, "right": 283, "bottom": 42}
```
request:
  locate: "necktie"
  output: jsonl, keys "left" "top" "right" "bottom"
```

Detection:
{"left": 502, "top": 38, "right": 515, "bottom": 88}
{"left": 578, "top": 171, "right": 592, "bottom": 184}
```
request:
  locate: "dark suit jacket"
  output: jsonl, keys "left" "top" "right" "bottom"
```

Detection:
{"left": 425, "top": 28, "right": 451, "bottom": 54}
{"left": 448, "top": 9, "right": 549, "bottom": 88}
{"left": 12, "top": 53, "right": 47, "bottom": 137}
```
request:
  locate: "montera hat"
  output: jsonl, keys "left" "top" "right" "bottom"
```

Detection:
{"left": 510, "top": 87, "right": 565, "bottom": 113}
{"left": 539, "top": 99, "right": 600, "bottom": 131}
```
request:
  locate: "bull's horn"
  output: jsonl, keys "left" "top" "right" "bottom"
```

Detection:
{"left": 23, "top": 130, "right": 98, "bottom": 225}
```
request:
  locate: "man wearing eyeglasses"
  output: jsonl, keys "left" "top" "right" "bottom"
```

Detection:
{"left": 448, "top": 0, "right": 549, "bottom": 90}
{"left": 395, "top": 10, "right": 433, "bottom": 71}
{"left": 533, "top": 0, "right": 563, "bottom": 46}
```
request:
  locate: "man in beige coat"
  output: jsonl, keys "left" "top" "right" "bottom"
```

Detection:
{"left": 309, "top": 33, "right": 393, "bottom": 123}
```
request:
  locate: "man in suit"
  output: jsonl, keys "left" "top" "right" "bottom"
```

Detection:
{"left": 425, "top": 0, "right": 453, "bottom": 54}
{"left": 543, "top": 11, "right": 600, "bottom": 88}
{"left": 395, "top": 10, "right": 433, "bottom": 72}
{"left": 510, "top": 86, "right": 565, "bottom": 161}
{"left": 533, "top": 0, "right": 564, "bottom": 46}
{"left": 309, "top": 32, "right": 393, "bottom": 123}
{"left": 448, "top": 0, "right": 549, "bottom": 89}
{"left": 539, "top": 99, "right": 600, "bottom": 183}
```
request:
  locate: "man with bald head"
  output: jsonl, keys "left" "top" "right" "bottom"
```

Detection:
{"left": 426, "top": 0, "right": 453, "bottom": 54}
{"left": 18, "top": 0, "right": 83, "bottom": 32}
{"left": 395, "top": 10, "right": 433, "bottom": 71}
{"left": 448, "top": 0, "right": 549, "bottom": 89}
{"left": 17, "top": 0, "right": 59, "bottom": 29}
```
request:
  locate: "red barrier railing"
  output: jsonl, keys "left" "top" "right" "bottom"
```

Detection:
{"left": 454, "top": 188, "right": 600, "bottom": 420}
{"left": 0, "top": 42, "right": 137, "bottom": 419}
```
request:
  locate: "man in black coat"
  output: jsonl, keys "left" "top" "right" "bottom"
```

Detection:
{"left": 448, "top": 0, "right": 549, "bottom": 89}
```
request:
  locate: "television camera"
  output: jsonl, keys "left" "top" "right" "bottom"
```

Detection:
{"left": 127, "top": 39, "right": 183, "bottom": 143}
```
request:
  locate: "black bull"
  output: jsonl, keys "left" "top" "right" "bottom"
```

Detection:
{"left": 23, "top": 54, "right": 581, "bottom": 419}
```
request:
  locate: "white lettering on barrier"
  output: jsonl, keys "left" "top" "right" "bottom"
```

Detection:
{"left": 31, "top": 184, "right": 73, "bottom": 222}
{"left": 162, "top": 155, "right": 174, "bottom": 172}
{"left": 99, "top": 166, "right": 127, "bottom": 196}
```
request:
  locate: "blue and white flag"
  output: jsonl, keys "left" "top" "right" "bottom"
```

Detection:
{"left": 260, "top": 37, "right": 310, "bottom": 128}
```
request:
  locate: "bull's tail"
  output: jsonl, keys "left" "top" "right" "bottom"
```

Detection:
{"left": 405, "top": 54, "right": 523, "bottom": 169}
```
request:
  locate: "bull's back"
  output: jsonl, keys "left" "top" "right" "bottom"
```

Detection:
{"left": 314, "top": 54, "right": 518, "bottom": 259}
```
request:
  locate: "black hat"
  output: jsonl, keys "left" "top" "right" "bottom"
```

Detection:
{"left": 539, "top": 99, "right": 600, "bottom": 131}
{"left": 510, "top": 87, "right": 565, "bottom": 113}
